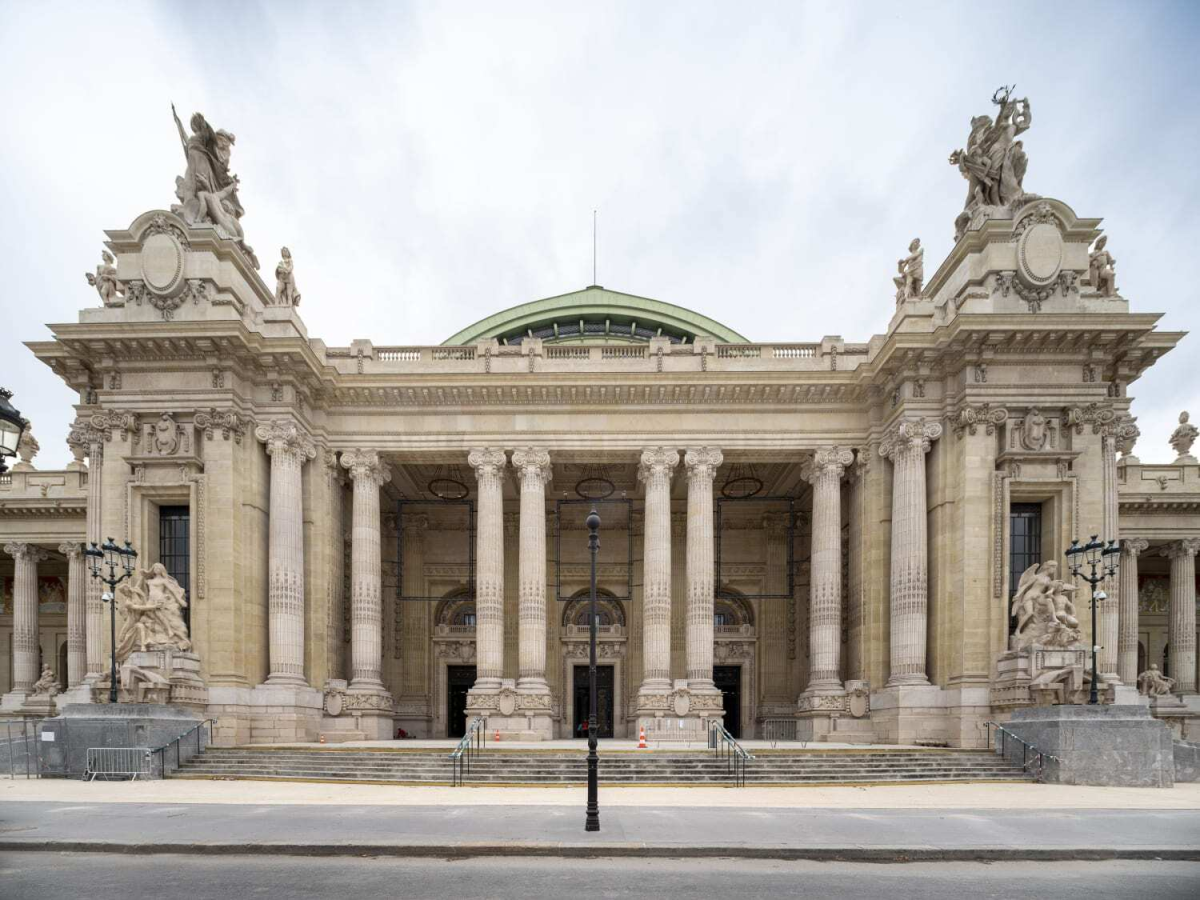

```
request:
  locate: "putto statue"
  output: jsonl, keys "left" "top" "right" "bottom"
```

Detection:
{"left": 275, "top": 246, "right": 302, "bottom": 306}
{"left": 169, "top": 104, "right": 260, "bottom": 269}
{"left": 949, "top": 86, "right": 1033, "bottom": 238}
{"left": 1011, "top": 561, "right": 1082, "bottom": 650}
{"left": 1170, "top": 411, "right": 1198, "bottom": 462}
{"left": 114, "top": 563, "right": 192, "bottom": 661}
{"left": 31, "top": 664, "right": 60, "bottom": 697}
{"left": 1137, "top": 664, "right": 1174, "bottom": 698}
{"left": 893, "top": 238, "right": 924, "bottom": 304}
{"left": 1088, "top": 235, "right": 1117, "bottom": 297}
{"left": 85, "top": 250, "right": 124, "bottom": 307}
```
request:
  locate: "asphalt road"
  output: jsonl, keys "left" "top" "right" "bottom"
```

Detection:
{"left": 1, "top": 853, "right": 1197, "bottom": 900}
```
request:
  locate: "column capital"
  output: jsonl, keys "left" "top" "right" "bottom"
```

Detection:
{"left": 511, "top": 448, "right": 552, "bottom": 485}
{"left": 1122, "top": 537, "right": 1150, "bottom": 558}
{"left": 58, "top": 542, "right": 84, "bottom": 560}
{"left": 1167, "top": 538, "right": 1200, "bottom": 560}
{"left": 341, "top": 448, "right": 391, "bottom": 486}
{"left": 4, "top": 542, "right": 48, "bottom": 563}
{"left": 66, "top": 418, "right": 105, "bottom": 455}
{"left": 879, "top": 417, "right": 942, "bottom": 462}
{"left": 401, "top": 513, "right": 429, "bottom": 536}
{"left": 468, "top": 447, "right": 507, "bottom": 479}
{"left": 638, "top": 447, "right": 680, "bottom": 484}
{"left": 806, "top": 446, "right": 855, "bottom": 482}
{"left": 684, "top": 447, "right": 723, "bottom": 482}
{"left": 255, "top": 419, "right": 316, "bottom": 462}
{"left": 762, "top": 510, "right": 791, "bottom": 538}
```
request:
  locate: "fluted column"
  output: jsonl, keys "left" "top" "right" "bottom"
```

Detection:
{"left": 255, "top": 420, "right": 317, "bottom": 686}
{"left": 342, "top": 449, "right": 391, "bottom": 692}
{"left": 638, "top": 448, "right": 680, "bottom": 697}
{"left": 1118, "top": 538, "right": 1149, "bottom": 686}
{"left": 5, "top": 543, "right": 48, "bottom": 692}
{"left": 879, "top": 418, "right": 942, "bottom": 686}
{"left": 469, "top": 449, "right": 507, "bottom": 693}
{"left": 59, "top": 542, "right": 87, "bottom": 687}
{"left": 1099, "top": 430, "right": 1121, "bottom": 680}
{"left": 1168, "top": 539, "right": 1200, "bottom": 694}
{"left": 805, "top": 447, "right": 853, "bottom": 695}
{"left": 512, "top": 449, "right": 552, "bottom": 695}
{"left": 68, "top": 423, "right": 104, "bottom": 683}
{"left": 684, "top": 447, "right": 722, "bottom": 693}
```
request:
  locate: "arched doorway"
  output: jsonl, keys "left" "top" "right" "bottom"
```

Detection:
{"left": 433, "top": 590, "right": 476, "bottom": 738}
{"left": 561, "top": 591, "right": 626, "bottom": 739}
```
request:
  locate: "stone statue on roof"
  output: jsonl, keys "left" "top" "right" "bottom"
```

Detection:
{"left": 949, "top": 86, "right": 1033, "bottom": 239}
{"left": 893, "top": 238, "right": 924, "bottom": 304}
{"left": 169, "top": 104, "right": 260, "bottom": 269}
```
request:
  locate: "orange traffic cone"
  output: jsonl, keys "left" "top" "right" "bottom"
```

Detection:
{"left": 638, "top": 725, "right": 647, "bottom": 749}
{"left": 494, "top": 727, "right": 500, "bottom": 743}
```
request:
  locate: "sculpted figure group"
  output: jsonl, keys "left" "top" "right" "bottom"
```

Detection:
{"left": 114, "top": 564, "right": 192, "bottom": 661}
{"left": 1011, "top": 561, "right": 1082, "bottom": 650}
{"left": 893, "top": 238, "right": 924, "bottom": 304}
{"left": 950, "top": 86, "right": 1033, "bottom": 239}
{"left": 1137, "top": 664, "right": 1175, "bottom": 698}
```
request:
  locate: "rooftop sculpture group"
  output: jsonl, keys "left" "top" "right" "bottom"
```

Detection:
{"left": 949, "top": 86, "right": 1033, "bottom": 239}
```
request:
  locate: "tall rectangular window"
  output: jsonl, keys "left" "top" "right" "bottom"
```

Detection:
{"left": 1008, "top": 503, "right": 1042, "bottom": 630}
{"left": 159, "top": 505, "right": 191, "bottom": 628}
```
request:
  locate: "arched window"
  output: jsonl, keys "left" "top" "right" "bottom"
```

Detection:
{"left": 435, "top": 590, "right": 476, "bottom": 630}
{"left": 713, "top": 590, "right": 754, "bottom": 630}
{"left": 561, "top": 590, "right": 626, "bottom": 630}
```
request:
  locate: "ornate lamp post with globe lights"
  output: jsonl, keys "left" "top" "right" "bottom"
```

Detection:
{"left": 1065, "top": 535, "right": 1121, "bottom": 705}
{"left": 84, "top": 538, "right": 138, "bottom": 703}
{"left": 0, "top": 388, "right": 27, "bottom": 475}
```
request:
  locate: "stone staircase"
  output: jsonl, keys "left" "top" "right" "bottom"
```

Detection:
{"left": 174, "top": 747, "right": 1033, "bottom": 786}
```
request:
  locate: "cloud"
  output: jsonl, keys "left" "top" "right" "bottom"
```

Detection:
{"left": 1, "top": 0, "right": 1197, "bottom": 467}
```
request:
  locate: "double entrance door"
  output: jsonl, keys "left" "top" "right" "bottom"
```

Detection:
{"left": 714, "top": 665, "right": 742, "bottom": 738}
{"left": 572, "top": 665, "right": 614, "bottom": 738}
{"left": 447, "top": 665, "right": 476, "bottom": 739}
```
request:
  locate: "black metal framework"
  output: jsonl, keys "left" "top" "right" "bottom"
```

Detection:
{"left": 395, "top": 499, "right": 475, "bottom": 601}
{"left": 715, "top": 496, "right": 795, "bottom": 599}
{"left": 1008, "top": 502, "right": 1042, "bottom": 630}
{"left": 158, "top": 505, "right": 191, "bottom": 628}
{"left": 555, "top": 498, "right": 633, "bottom": 603}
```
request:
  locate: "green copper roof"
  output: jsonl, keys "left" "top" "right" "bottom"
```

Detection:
{"left": 442, "top": 286, "right": 749, "bottom": 346}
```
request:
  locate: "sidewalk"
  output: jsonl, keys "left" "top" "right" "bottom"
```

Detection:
{"left": 3, "top": 781, "right": 1199, "bottom": 861}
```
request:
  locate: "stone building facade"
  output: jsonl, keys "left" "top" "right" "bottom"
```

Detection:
{"left": 2, "top": 97, "right": 1199, "bottom": 747}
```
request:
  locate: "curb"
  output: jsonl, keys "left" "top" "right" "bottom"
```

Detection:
{"left": 1, "top": 841, "right": 1196, "bottom": 862}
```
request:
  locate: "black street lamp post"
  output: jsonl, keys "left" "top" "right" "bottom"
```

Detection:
{"left": 1065, "top": 535, "right": 1121, "bottom": 705}
{"left": 0, "top": 388, "right": 27, "bottom": 475}
{"left": 84, "top": 537, "right": 138, "bottom": 704}
{"left": 585, "top": 507, "right": 601, "bottom": 832}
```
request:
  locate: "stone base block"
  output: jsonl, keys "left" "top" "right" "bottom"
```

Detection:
{"left": 1005, "top": 704, "right": 1175, "bottom": 787}
{"left": 38, "top": 702, "right": 203, "bottom": 779}
{"left": 58, "top": 684, "right": 96, "bottom": 707}
{"left": 636, "top": 714, "right": 711, "bottom": 742}
{"left": 466, "top": 681, "right": 554, "bottom": 740}
{"left": 0, "top": 690, "right": 32, "bottom": 714}
{"left": 249, "top": 683, "right": 322, "bottom": 744}
{"left": 870, "top": 684, "right": 950, "bottom": 746}
{"left": 18, "top": 694, "right": 58, "bottom": 717}
{"left": 818, "top": 716, "right": 877, "bottom": 744}
{"left": 206, "top": 685, "right": 253, "bottom": 747}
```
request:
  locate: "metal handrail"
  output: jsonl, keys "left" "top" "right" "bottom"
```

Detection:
{"left": 448, "top": 716, "right": 485, "bottom": 786}
{"left": 985, "top": 721, "right": 1060, "bottom": 782}
{"left": 154, "top": 719, "right": 214, "bottom": 777}
{"left": 708, "top": 719, "right": 752, "bottom": 787}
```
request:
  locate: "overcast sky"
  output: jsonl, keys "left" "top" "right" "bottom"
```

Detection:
{"left": 2, "top": 0, "right": 1197, "bottom": 468}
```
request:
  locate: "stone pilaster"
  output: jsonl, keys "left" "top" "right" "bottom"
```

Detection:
{"left": 68, "top": 422, "right": 104, "bottom": 686}
{"left": 341, "top": 449, "right": 391, "bottom": 693}
{"left": 1099, "top": 429, "right": 1121, "bottom": 681}
{"left": 512, "top": 449, "right": 552, "bottom": 696}
{"left": 395, "top": 513, "right": 430, "bottom": 731}
{"left": 802, "top": 447, "right": 853, "bottom": 697}
{"left": 467, "top": 448, "right": 507, "bottom": 695}
{"left": 879, "top": 418, "right": 942, "bottom": 686}
{"left": 637, "top": 448, "right": 679, "bottom": 702}
{"left": 2, "top": 542, "right": 48, "bottom": 709}
{"left": 684, "top": 447, "right": 722, "bottom": 694}
{"left": 1168, "top": 539, "right": 1200, "bottom": 695}
{"left": 59, "top": 542, "right": 87, "bottom": 687}
{"left": 255, "top": 420, "right": 317, "bottom": 686}
{"left": 1118, "top": 538, "right": 1149, "bottom": 686}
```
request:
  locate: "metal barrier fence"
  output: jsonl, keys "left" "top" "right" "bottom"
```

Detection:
{"left": 1, "top": 718, "right": 44, "bottom": 779}
{"left": 86, "top": 747, "right": 154, "bottom": 780}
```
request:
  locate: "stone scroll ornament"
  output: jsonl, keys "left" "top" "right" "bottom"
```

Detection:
{"left": 949, "top": 86, "right": 1033, "bottom": 239}
{"left": 113, "top": 564, "right": 192, "bottom": 662}
{"left": 169, "top": 104, "right": 260, "bottom": 269}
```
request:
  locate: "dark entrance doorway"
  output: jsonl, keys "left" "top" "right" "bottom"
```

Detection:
{"left": 573, "top": 665, "right": 614, "bottom": 738}
{"left": 714, "top": 665, "right": 742, "bottom": 738}
{"left": 447, "top": 665, "right": 476, "bottom": 738}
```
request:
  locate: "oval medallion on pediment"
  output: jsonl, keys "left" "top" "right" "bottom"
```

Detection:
{"left": 1017, "top": 222, "right": 1063, "bottom": 286}
{"left": 141, "top": 232, "right": 185, "bottom": 296}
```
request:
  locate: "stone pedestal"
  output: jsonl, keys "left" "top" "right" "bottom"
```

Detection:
{"left": 120, "top": 649, "right": 208, "bottom": 709}
{"left": 635, "top": 679, "right": 722, "bottom": 741}
{"left": 469, "top": 679, "right": 553, "bottom": 740}
{"left": 38, "top": 703, "right": 203, "bottom": 779}
{"left": 870, "top": 683, "right": 949, "bottom": 745}
{"left": 1004, "top": 704, "right": 1175, "bottom": 787}
{"left": 249, "top": 683, "right": 323, "bottom": 744}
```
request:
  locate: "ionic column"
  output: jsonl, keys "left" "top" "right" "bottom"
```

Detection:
{"left": 805, "top": 447, "right": 854, "bottom": 695}
{"left": 1118, "top": 538, "right": 1149, "bottom": 686}
{"left": 638, "top": 448, "right": 680, "bottom": 697}
{"left": 684, "top": 448, "right": 722, "bottom": 693}
{"left": 879, "top": 418, "right": 942, "bottom": 686}
{"left": 4, "top": 543, "right": 48, "bottom": 693}
{"left": 255, "top": 420, "right": 316, "bottom": 685}
{"left": 469, "top": 448, "right": 507, "bottom": 693}
{"left": 1168, "top": 539, "right": 1200, "bottom": 694}
{"left": 68, "top": 423, "right": 104, "bottom": 683}
{"left": 59, "top": 542, "right": 87, "bottom": 687}
{"left": 342, "top": 449, "right": 391, "bottom": 692}
{"left": 512, "top": 449, "right": 552, "bottom": 695}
